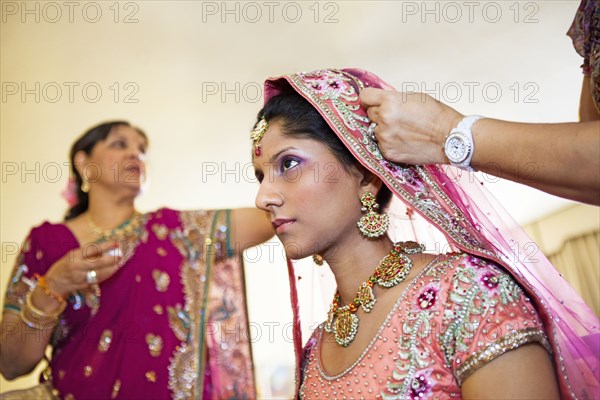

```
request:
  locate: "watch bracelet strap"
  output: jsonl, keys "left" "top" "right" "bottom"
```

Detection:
{"left": 454, "top": 115, "right": 483, "bottom": 171}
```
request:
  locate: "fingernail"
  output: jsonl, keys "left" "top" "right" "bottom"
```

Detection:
{"left": 106, "top": 248, "right": 123, "bottom": 257}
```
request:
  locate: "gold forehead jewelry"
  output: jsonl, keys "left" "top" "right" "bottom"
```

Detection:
{"left": 251, "top": 117, "right": 268, "bottom": 156}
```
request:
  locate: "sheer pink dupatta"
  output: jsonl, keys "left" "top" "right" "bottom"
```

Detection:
{"left": 430, "top": 165, "right": 600, "bottom": 398}
{"left": 263, "top": 68, "right": 599, "bottom": 399}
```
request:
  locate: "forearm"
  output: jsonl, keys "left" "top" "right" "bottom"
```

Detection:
{"left": 231, "top": 208, "right": 274, "bottom": 253}
{"left": 472, "top": 119, "right": 600, "bottom": 205}
{"left": 0, "top": 312, "right": 52, "bottom": 380}
{"left": 579, "top": 75, "right": 600, "bottom": 122}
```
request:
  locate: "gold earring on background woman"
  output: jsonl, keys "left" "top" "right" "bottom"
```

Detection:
{"left": 81, "top": 178, "right": 90, "bottom": 193}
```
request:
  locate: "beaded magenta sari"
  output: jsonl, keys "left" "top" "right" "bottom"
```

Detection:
{"left": 262, "top": 68, "right": 600, "bottom": 399}
{"left": 3, "top": 208, "right": 255, "bottom": 399}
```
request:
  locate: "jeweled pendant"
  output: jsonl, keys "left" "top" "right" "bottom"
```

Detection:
{"left": 356, "top": 282, "right": 376, "bottom": 312}
{"left": 334, "top": 308, "right": 359, "bottom": 347}
{"left": 254, "top": 145, "right": 262, "bottom": 157}
{"left": 375, "top": 253, "right": 412, "bottom": 288}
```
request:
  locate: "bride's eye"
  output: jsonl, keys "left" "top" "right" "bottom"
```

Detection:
{"left": 281, "top": 157, "right": 300, "bottom": 172}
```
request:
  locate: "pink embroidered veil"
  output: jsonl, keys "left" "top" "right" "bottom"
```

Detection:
{"left": 261, "top": 68, "right": 600, "bottom": 399}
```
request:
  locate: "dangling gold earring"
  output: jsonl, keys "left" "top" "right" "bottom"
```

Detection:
{"left": 313, "top": 254, "right": 324, "bottom": 266}
{"left": 81, "top": 178, "right": 90, "bottom": 193}
{"left": 357, "top": 191, "right": 389, "bottom": 238}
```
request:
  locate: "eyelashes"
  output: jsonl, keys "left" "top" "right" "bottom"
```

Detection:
{"left": 281, "top": 157, "right": 300, "bottom": 173}
{"left": 254, "top": 156, "right": 302, "bottom": 183}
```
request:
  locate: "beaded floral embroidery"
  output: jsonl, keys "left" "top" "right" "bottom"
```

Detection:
{"left": 384, "top": 254, "right": 547, "bottom": 398}
{"left": 298, "top": 254, "right": 549, "bottom": 399}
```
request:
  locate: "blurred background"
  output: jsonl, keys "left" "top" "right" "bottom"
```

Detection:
{"left": 1, "top": 1, "right": 598, "bottom": 397}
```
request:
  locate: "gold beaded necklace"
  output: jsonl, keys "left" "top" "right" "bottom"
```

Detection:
{"left": 86, "top": 211, "right": 143, "bottom": 242}
{"left": 324, "top": 241, "right": 424, "bottom": 347}
{"left": 82, "top": 210, "right": 145, "bottom": 317}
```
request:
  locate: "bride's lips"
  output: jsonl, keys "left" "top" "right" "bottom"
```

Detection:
{"left": 272, "top": 218, "right": 295, "bottom": 234}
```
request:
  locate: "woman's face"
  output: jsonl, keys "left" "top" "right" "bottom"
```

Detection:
{"left": 253, "top": 120, "right": 368, "bottom": 259}
{"left": 79, "top": 125, "right": 147, "bottom": 194}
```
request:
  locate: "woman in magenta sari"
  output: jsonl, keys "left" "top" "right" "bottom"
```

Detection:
{"left": 0, "top": 121, "right": 273, "bottom": 399}
{"left": 251, "top": 68, "right": 600, "bottom": 399}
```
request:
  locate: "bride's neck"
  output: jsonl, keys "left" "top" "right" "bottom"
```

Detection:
{"left": 324, "top": 236, "right": 394, "bottom": 305}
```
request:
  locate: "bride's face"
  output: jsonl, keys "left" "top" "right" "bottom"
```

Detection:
{"left": 253, "top": 120, "right": 366, "bottom": 260}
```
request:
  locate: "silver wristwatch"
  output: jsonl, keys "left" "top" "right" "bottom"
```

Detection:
{"left": 444, "top": 115, "right": 483, "bottom": 171}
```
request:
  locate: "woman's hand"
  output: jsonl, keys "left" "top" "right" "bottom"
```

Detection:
{"left": 360, "top": 87, "right": 463, "bottom": 165}
{"left": 1, "top": 242, "right": 122, "bottom": 380}
{"left": 44, "top": 240, "right": 122, "bottom": 299}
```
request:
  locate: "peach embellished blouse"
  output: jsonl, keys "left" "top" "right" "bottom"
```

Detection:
{"left": 300, "top": 253, "right": 549, "bottom": 399}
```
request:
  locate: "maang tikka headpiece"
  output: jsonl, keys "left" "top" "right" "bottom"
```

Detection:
{"left": 251, "top": 117, "right": 268, "bottom": 156}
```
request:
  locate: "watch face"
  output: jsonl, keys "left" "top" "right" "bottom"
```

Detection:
{"left": 445, "top": 133, "right": 469, "bottom": 163}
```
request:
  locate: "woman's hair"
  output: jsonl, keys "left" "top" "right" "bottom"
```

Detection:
{"left": 65, "top": 121, "right": 147, "bottom": 221}
{"left": 256, "top": 91, "right": 392, "bottom": 208}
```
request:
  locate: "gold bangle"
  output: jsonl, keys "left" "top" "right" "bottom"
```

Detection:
{"left": 26, "top": 290, "right": 66, "bottom": 319}
{"left": 20, "top": 305, "right": 58, "bottom": 330}
{"left": 34, "top": 274, "right": 66, "bottom": 304}
{"left": 21, "top": 303, "right": 59, "bottom": 324}
{"left": 20, "top": 311, "right": 57, "bottom": 330}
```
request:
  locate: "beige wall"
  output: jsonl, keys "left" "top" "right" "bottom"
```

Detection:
{"left": 524, "top": 204, "right": 600, "bottom": 255}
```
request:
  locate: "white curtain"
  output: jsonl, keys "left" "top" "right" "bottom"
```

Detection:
{"left": 548, "top": 230, "right": 599, "bottom": 318}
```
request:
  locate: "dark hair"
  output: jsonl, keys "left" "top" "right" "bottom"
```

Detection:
{"left": 64, "top": 121, "right": 148, "bottom": 221}
{"left": 256, "top": 91, "right": 392, "bottom": 209}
